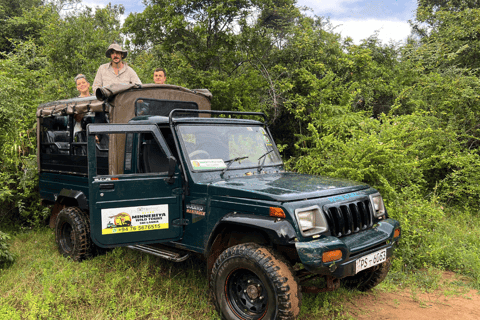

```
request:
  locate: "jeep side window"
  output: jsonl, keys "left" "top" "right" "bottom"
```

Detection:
{"left": 138, "top": 133, "right": 170, "bottom": 174}
{"left": 94, "top": 131, "right": 170, "bottom": 176}
{"left": 94, "top": 132, "right": 114, "bottom": 176}
{"left": 124, "top": 133, "right": 134, "bottom": 171}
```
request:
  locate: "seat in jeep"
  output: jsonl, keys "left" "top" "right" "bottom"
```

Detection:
{"left": 141, "top": 140, "right": 169, "bottom": 173}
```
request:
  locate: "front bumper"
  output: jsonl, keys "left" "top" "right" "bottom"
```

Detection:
{"left": 295, "top": 218, "right": 401, "bottom": 278}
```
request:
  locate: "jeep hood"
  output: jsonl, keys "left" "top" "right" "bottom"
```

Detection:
{"left": 209, "top": 172, "right": 369, "bottom": 202}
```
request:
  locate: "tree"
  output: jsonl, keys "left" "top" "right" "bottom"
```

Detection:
{"left": 415, "top": 0, "right": 480, "bottom": 27}
{"left": 0, "top": 0, "right": 45, "bottom": 53}
{"left": 124, "top": 0, "right": 254, "bottom": 72}
{"left": 124, "top": 0, "right": 298, "bottom": 72}
{"left": 37, "top": 3, "right": 124, "bottom": 98}
{"left": 0, "top": 2, "right": 125, "bottom": 225}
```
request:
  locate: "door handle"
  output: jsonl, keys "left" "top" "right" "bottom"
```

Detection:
{"left": 99, "top": 183, "right": 115, "bottom": 190}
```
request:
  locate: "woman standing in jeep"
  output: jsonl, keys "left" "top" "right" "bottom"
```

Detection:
{"left": 74, "top": 74, "right": 92, "bottom": 98}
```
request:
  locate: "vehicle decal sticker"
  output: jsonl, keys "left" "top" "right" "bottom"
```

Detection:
{"left": 263, "top": 135, "right": 272, "bottom": 146}
{"left": 101, "top": 204, "right": 169, "bottom": 235}
{"left": 94, "top": 177, "right": 111, "bottom": 181}
{"left": 186, "top": 203, "right": 206, "bottom": 223}
{"left": 191, "top": 159, "right": 226, "bottom": 170}
{"left": 327, "top": 192, "right": 360, "bottom": 203}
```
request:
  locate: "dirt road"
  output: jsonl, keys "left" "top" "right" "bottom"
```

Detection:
{"left": 345, "top": 272, "right": 480, "bottom": 319}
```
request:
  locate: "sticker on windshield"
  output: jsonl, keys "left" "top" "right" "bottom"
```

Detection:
{"left": 101, "top": 204, "right": 169, "bottom": 235}
{"left": 263, "top": 135, "right": 272, "bottom": 146}
{"left": 191, "top": 159, "right": 226, "bottom": 170}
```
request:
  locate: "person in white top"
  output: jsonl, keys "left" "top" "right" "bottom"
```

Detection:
{"left": 74, "top": 74, "right": 91, "bottom": 98}
{"left": 73, "top": 74, "right": 93, "bottom": 139}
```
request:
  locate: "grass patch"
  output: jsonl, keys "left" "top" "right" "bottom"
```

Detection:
{"left": 1, "top": 210, "right": 480, "bottom": 320}
{"left": 0, "top": 228, "right": 217, "bottom": 320}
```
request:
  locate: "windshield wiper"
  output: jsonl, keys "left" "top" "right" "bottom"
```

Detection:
{"left": 221, "top": 156, "right": 249, "bottom": 176}
{"left": 257, "top": 149, "right": 275, "bottom": 172}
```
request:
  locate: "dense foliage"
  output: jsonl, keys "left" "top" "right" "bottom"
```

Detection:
{"left": 0, "top": 231, "right": 14, "bottom": 268}
{"left": 0, "top": 0, "right": 479, "bottom": 280}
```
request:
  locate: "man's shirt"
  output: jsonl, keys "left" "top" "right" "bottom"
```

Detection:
{"left": 92, "top": 62, "right": 142, "bottom": 93}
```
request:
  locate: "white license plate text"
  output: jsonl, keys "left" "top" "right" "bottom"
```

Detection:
{"left": 355, "top": 249, "right": 387, "bottom": 274}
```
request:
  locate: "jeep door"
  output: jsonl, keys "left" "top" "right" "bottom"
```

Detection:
{"left": 87, "top": 124, "right": 184, "bottom": 247}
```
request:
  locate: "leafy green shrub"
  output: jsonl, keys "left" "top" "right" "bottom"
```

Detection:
{"left": 388, "top": 193, "right": 445, "bottom": 271}
{"left": 392, "top": 71, "right": 480, "bottom": 144}
{"left": 0, "top": 231, "right": 15, "bottom": 268}
{"left": 389, "top": 197, "right": 480, "bottom": 286}
{"left": 289, "top": 113, "right": 431, "bottom": 200}
{"left": 0, "top": 133, "right": 50, "bottom": 227}
{"left": 288, "top": 112, "right": 480, "bottom": 206}
{"left": 0, "top": 42, "right": 51, "bottom": 227}
{"left": 435, "top": 152, "right": 480, "bottom": 209}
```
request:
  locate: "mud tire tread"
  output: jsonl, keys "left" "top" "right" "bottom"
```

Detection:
{"left": 210, "top": 243, "right": 301, "bottom": 320}
{"left": 55, "top": 207, "right": 92, "bottom": 262}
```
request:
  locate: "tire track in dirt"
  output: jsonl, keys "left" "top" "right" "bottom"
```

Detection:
{"left": 345, "top": 272, "right": 480, "bottom": 319}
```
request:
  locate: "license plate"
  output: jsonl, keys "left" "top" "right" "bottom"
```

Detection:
{"left": 355, "top": 249, "right": 387, "bottom": 274}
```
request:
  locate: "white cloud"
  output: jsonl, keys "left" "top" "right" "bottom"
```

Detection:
{"left": 299, "top": 0, "right": 362, "bottom": 14}
{"left": 63, "top": 1, "right": 128, "bottom": 25}
{"left": 331, "top": 18, "right": 412, "bottom": 44}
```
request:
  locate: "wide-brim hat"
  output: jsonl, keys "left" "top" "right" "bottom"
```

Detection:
{"left": 106, "top": 43, "right": 127, "bottom": 59}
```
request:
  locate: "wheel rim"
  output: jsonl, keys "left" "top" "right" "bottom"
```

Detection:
{"left": 225, "top": 268, "right": 269, "bottom": 319}
{"left": 59, "top": 221, "right": 74, "bottom": 253}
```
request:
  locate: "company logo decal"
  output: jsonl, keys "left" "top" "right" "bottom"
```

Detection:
{"left": 101, "top": 204, "right": 169, "bottom": 235}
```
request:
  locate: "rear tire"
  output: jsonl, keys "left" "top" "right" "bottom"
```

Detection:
{"left": 343, "top": 258, "right": 391, "bottom": 291}
{"left": 55, "top": 207, "right": 92, "bottom": 261}
{"left": 211, "top": 243, "right": 301, "bottom": 320}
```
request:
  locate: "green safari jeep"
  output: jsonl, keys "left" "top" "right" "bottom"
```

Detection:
{"left": 37, "top": 84, "right": 401, "bottom": 320}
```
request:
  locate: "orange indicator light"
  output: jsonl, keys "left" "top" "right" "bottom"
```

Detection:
{"left": 269, "top": 207, "right": 286, "bottom": 218}
{"left": 394, "top": 228, "right": 401, "bottom": 238}
{"left": 322, "top": 250, "right": 342, "bottom": 263}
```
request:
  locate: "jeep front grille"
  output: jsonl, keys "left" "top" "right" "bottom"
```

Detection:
{"left": 324, "top": 199, "right": 373, "bottom": 237}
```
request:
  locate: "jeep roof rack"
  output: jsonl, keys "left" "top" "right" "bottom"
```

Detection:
{"left": 168, "top": 109, "right": 268, "bottom": 126}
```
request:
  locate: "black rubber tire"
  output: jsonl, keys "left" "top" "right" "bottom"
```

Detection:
{"left": 78, "top": 209, "right": 109, "bottom": 256}
{"left": 343, "top": 258, "right": 391, "bottom": 292}
{"left": 55, "top": 207, "right": 92, "bottom": 262}
{"left": 210, "top": 243, "right": 301, "bottom": 320}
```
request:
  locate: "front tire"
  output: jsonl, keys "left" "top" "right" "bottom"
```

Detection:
{"left": 55, "top": 207, "right": 92, "bottom": 261}
{"left": 211, "top": 243, "right": 301, "bottom": 320}
{"left": 343, "top": 258, "right": 391, "bottom": 291}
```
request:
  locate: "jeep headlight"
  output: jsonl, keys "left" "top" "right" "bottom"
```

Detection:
{"left": 295, "top": 205, "right": 329, "bottom": 236}
{"left": 370, "top": 193, "right": 386, "bottom": 218}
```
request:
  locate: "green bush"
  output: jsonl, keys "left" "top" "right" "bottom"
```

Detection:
{"left": 388, "top": 193, "right": 445, "bottom": 271}
{"left": 0, "top": 231, "right": 15, "bottom": 268}
{"left": 389, "top": 196, "right": 480, "bottom": 286}
{"left": 435, "top": 152, "right": 480, "bottom": 209}
{"left": 0, "top": 42, "right": 51, "bottom": 227}
{"left": 288, "top": 112, "right": 480, "bottom": 207}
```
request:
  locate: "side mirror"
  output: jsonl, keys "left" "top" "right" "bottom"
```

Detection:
{"left": 166, "top": 156, "right": 177, "bottom": 184}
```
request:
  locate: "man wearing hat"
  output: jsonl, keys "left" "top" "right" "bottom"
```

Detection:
{"left": 92, "top": 43, "right": 142, "bottom": 93}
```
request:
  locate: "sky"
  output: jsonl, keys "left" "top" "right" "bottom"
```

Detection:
{"left": 79, "top": 0, "right": 417, "bottom": 44}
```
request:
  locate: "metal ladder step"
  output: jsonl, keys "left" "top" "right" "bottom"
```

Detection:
{"left": 127, "top": 244, "right": 190, "bottom": 262}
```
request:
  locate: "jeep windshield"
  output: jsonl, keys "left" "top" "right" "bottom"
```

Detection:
{"left": 178, "top": 124, "right": 282, "bottom": 172}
